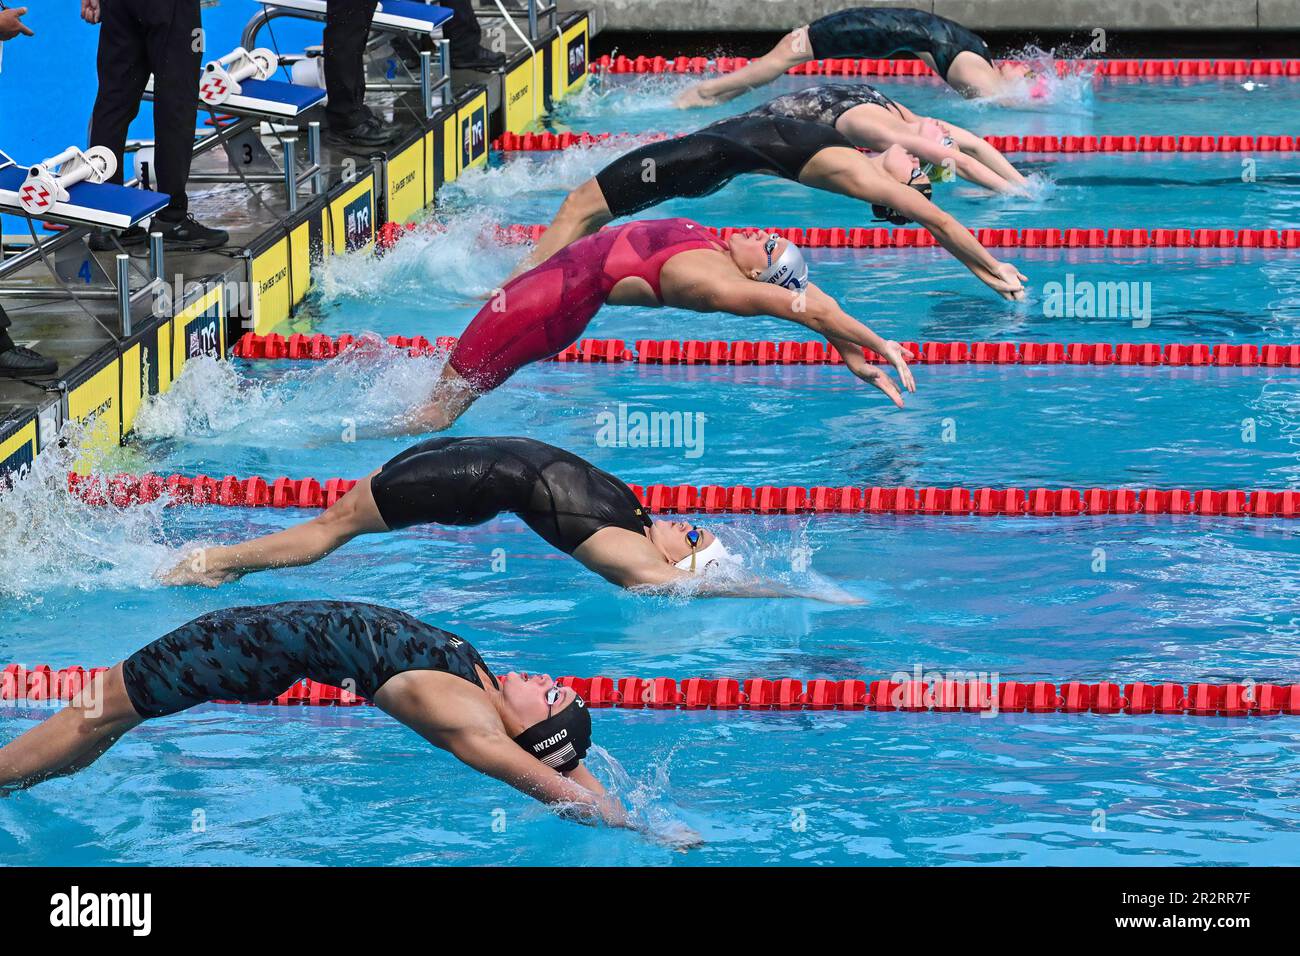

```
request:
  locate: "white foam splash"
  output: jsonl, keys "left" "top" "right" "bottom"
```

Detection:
{"left": 132, "top": 355, "right": 274, "bottom": 440}
{"left": 993, "top": 170, "right": 1057, "bottom": 208}
{"left": 0, "top": 420, "right": 175, "bottom": 600}
{"left": 132, "top": 351, "right": 443, "bottom": 444}
{"left": 586, "top": 743, "right": 704, "bottom": 850}
{"left": 442, "top": 141, "right": 640, "bottom": 208}
{"left": 552, "top": 72, "right": 697, "bottom": 122}
{"left": 981, "top": 44, "right": 1097, "bottom": 112}
{"left": 632, "top": 522, "right": 864, "bottom": 604}
{"left": 315, "top": 212, "right": 525, "bottom": 305}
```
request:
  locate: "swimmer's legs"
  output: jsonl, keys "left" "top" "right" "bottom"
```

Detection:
{"left": 943, "top": 51, "right": 1003, "bottom": 98}
{"left": 404, "top": 362, "right": 480, "bottom": 433}
{"left": 506, "top": 179, "right": 612, "bottom": 281}
{"left": 160, "top": 473, "right": 389, "bottom": 587}
{"left": 0, "top": 665, "right": 144, "bottom": 792}
{"left": 674, "top": 27, "right": 814, "bottom": 109}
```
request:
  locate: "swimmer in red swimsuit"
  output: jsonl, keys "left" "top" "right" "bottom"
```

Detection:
{"left": 410, "top": 217, "right": 919, "bottom": 432}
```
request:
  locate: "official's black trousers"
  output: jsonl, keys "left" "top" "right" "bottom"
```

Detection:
{"left": 324, "top": 0, "right": 484, "bottom": 129}
{"left": 323, "top": 0, "right": 379, "bottom": 128}
{"left": 442, "top": 0, "right": 484, "bottom": 59}
{"left": 88, "top": 0, "right": 202, "bottom": 221}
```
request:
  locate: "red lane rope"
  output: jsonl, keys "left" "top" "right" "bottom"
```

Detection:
{"left": 65, "top": 473, "right": 1300, "bottom": 518}
{"left": 377, "top": 220, "right": 1300, "bottom": 251}
{"left": 591, "top": 53, "right": 1300, "bottom": 79}
{"left": 516, "top": 224, "right": 1300, "bottom": 249}
{"left": 231, "top": 332, "right": 1300, "bottom": 369}
{"left": 493, "top": 131, "right": 1299, "bottom": 154}
{"left": 6, "top": 666, "right": 1299, "bottom": 716}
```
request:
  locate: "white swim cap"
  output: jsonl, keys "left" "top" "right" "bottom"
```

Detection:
{"left": 675, "top": 535, "right": 741, "bottom": 573}
{"left": 757, "top": 236, "right": 809, "bottom": 291}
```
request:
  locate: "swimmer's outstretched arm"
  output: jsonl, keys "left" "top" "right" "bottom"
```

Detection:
{"left": 445, "top": 729, "right": 630, "bottom": 828}
{"left": 942, "top": 122, "right": 1031, "bottom": 187}
{"left": 891, "top": 131, "right": 1024, "bottom": 195}
{"left": 876, "top": 182, "right": 1028, "bottom": 301}
{"left": 699, "top": 279, "right": 916, "bottom": 407}
{"left": 602, "top": 548, "right": 864, "bottom": 604}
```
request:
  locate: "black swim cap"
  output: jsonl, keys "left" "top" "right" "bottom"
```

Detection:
{"left": 512, "top": 695, "right": 592, "bottom": 773}
{"left": 872, "top": 180, "right": 934, "bottom": 225}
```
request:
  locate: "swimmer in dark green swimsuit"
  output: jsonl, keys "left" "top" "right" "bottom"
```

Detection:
{"left": 676, "top": 7, "right": 1036, "bottom": 108}
{"left": 0, "top": 601, "right": 699, "bottom": 841}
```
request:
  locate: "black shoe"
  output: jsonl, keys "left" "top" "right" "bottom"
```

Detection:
{"left": 151, "top": 213, "right": 229, "bottom": 251}
{"left": 325, "top": 114, "right": 402, "bottom": 150}
{"left": 453, "top": 46, "right": 506, "bottom": 70}
{"left": 0, "top": 345, "right": 58, "bottom": 378}
{"left": 392, "top": 36, "right": 429, "bottom": 72}
{"left": 88, "top": 225, "right": 148, "bottom": 252}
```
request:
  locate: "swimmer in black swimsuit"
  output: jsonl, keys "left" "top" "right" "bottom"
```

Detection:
{"left": 675, "top": 7, "right": 1036, "bottom": 108}
{"left": 0, "top": 601, "right": 688, "bottom": 838}
{"left": 507, "top": 111, "right": 1027, "bottom": 301}
{"left": 160, "top": 437, "right": 846, "bottom": 601}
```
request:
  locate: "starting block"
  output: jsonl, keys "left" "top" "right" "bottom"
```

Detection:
{"left": 146, "top": 45, "right": 326, "bottom": 119}
{"left": 199, "top": 46, "right": 279, "bottom": 105}
{"left": 0, "top": 146, "right": 168, "bottom": 230}
{"left": 243, "top": 1, "right": 454, "bottom": 118}
{"left": 255, "top": 0, "right": 453, "bottom": 34}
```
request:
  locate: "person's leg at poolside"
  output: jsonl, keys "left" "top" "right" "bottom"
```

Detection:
{"left": 160, "top": 473, "right": 389, "bottom": 586}
{"left": 324, "top": 0, "right": 379, "bottom": 129}
{"left": 88, "top": 0, "right": 151, "bottom": 188}
{"left": 674, "top": 27, "right": 814, "bottom": 108}
{"left": 0, "top": 665, "right": 144, "bottom": 791}
{"left": 143, "top": 0, "right": 202, "bottom": 221}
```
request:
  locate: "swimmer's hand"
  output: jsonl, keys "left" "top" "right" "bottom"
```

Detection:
{"left": 988, "top": 262, "right": 1028, "bottom": 301}
{"left": 652, "top": 820, "right": 705, "bottom": 852}
{"left": 672, "top": 86, "right": 713, "bottom": 110}
{"left": 831, "top": 337, "right": 915, "bottom": 409}
{"left": 157, "top": 548, "right": 243, "bottom": 588}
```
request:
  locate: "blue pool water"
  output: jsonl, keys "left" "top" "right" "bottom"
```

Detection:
{"left": 4, "top": 70, "right": 1300, "bottom": 866}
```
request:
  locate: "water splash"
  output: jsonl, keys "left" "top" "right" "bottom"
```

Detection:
{"left": 0, "top": 420, "right": 175, "bottom": 600}
{"left": 132, "top": 355, "right": 275, "bottom": 441}
{"left": 984, "top": 44, "right": 1097, "bottom": 112}
{"left": 442, "top": 141, "right": 643, "bottom": 209}
{"left": 992, "top": 171, "right": 1057, "bottom": 208}
{"left": 586, "top": 743, "right": 704, "bottom": 850}
{"left": 552, "top": 71, "right": 699, "bottom": 122}
{"left": 632, "top": 521, "right": 865, "bottom": 605}
{"left": 316, "top": 211, "right": 525, "bottom": 306}
{"left": 131, "top": 352, "right": 442, "bottom": 445}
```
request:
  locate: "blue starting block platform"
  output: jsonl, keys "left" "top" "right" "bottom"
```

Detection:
{"left": 146, "top": 75, "right": 326, "bottom": 119}
{"left": 261, "top": 0, "right": 453, "bottom": 33}
{"left": 0, "top": 165, "right": 169, "bottom": 230}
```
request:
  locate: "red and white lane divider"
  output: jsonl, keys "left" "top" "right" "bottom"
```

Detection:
{"left": 591, "top": 53, "right": 1300, "bottom": 79}
{"left": 6, "top": 665, "right": 1300, "bottom": 716}
{"left": 493, "top": 130, "right": 1300, "bottom": 154}
{"left": 231, "top": 332, "right": 1300, "bottom": 369}
{"left": 65, "top": 473, "right": 1300, "bottom": 518}
{"left": 376, "top": 219, "right": 1300, "bottom": 251}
